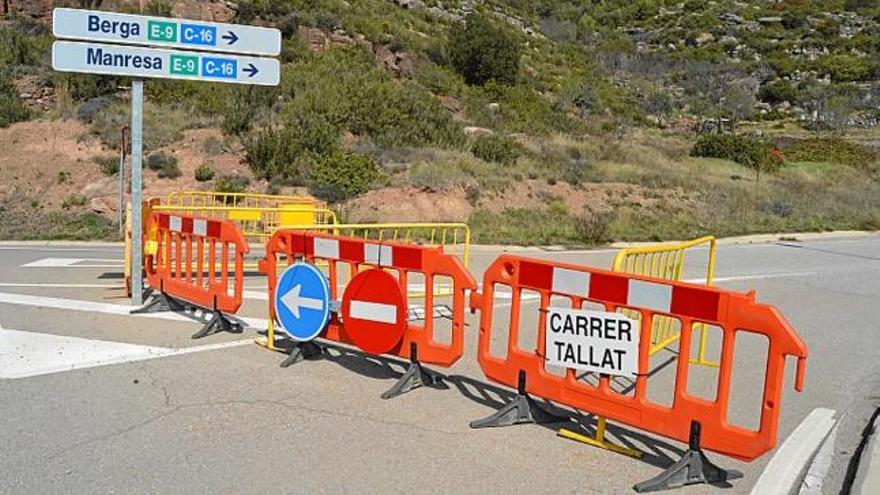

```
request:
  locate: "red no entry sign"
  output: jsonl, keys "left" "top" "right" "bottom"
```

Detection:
{"left": 342, "top": 269, "right": 406, "bottom": 355}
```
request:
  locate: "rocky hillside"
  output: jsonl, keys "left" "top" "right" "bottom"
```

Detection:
{"left": 0, "top": 0, "right": 878, "bottom": 243}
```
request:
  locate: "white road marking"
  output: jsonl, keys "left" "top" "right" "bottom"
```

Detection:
{"left": 0, "top": 292, "right": 268, "bottom": 329}
{"left": 0, "top": 246, "right": 121, "bottom": 252}
{"left": 685, "top": 272, "right": 817, "bottom": 283}
{"left": 0, "top": 325, "right": 251, "bottom": 379}
{"left": 22, "top": 257, "right": 124, "bottom": 268}
{"left": 0, "top": 283, "right": 122, "bottom": 288}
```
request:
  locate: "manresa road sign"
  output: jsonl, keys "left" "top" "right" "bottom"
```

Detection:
{"left": 545, "top": 307, "right": 640, "bottom": 377}
{"left": 274, "top": 262, "right": 332, "bottom": 342}
{"left": 52, "top": 41, "right": 280, "bottom": 86}
{"left": 53, "top": 8, "right": 281, "bottom": 56}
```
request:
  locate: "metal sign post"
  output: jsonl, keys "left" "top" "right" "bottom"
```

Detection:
{"left": 131, "top": 80, "right": 144, "bottom": 305}
{"left": 117, "top": 126, "right": 128, "bottom": 236}
{"left": 51, "top": 7, "right": 281, "bottom": 305}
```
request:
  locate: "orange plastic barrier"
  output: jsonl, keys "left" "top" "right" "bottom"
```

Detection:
{"left": 135, "top": 211, "right": 249, "bottom": 338}
{"left": 469, "top": 255, "right": 808, "bottom": 465}
{"left": 261, "top": 230, "right": 477, "bottom": 397}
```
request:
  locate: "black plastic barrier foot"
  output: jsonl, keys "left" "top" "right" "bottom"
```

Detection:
{"left": 633, "top": 421, "right": 743, "bottom": 493}
{"left": 130, "top": 293, "right": 183, "bottom": 314}
{"left": 192, "top": 310, "right": 243, "bottom": 339}
{"left": 381, "top": 343, "right": 443, "bottom": 400}
{"left": 470, "top": 370, "right": 569, "bottom": 428}
{"left": 279, "top": 341, "right": 323, "bottom": 368}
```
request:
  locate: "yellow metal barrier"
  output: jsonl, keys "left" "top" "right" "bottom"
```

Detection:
{"left": 612, "top": 235, "right": 717, "bottom": 366}
{"left": 149, "top": 205, "right": 338, "bottom": 244}
{"left": 558, "top": 235, "right": 718, "bottom": 458}
{"left": 162, "top": 190, "right": 320, "bottom": 209}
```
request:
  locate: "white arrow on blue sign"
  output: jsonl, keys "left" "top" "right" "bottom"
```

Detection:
{"left": 52, "top": 41, "right": 280, "bottom": 86}
{"left": 53, "top": 8, "right": 281, "bottom": 57}
{"left": 273, "top": 262, "right": 332, "bottom": 342}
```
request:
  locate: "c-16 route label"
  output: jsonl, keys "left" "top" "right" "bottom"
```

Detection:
{"left": 53, "top": 8, "right": 281, "bottom": 56}
{"left": 52, "top": 41, "right": 280, "bottom": 86}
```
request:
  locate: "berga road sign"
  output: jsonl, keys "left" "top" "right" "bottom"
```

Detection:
{"left": 52, "top": 41, "right": 280, "bottom": 86}
{"left": 341, "top": 269, "right": 407, "bottom": 355}
{"left": 545, "top": 307, "right": 640, "bottom": 377}
{"left": 274, "top": 262, "right": 332, "bottom": 342}
{"left": 53, "top": 8, "right": 281, "bottom": 56}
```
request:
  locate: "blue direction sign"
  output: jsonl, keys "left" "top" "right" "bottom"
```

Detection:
{"left": 273, "top": 262, "right": 332, "bottom": 342}
{"left": 52, "top": 41, "right": 280, "bottom": 86}
{"left": 53, "top": 8, "right": 281, "bottom": 56}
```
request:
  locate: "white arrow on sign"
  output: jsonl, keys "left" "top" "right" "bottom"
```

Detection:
{"left": 281, "top": 284, "right": 325, "bottom": 319}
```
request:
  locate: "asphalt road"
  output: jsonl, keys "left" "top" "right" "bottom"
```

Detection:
{"left": 0, "top": 234, "right": 878, "bottom": 494}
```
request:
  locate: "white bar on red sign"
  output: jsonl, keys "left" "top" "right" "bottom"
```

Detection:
{"left": 313, "top": 237, "right": 339, "bottom": 259}
{"left": 627, "top": 280, "right": 672, "bottom": 313}
{"left": 552, "top": 267, "right": 590, "bottom": 296}
{"left": 193, "top": 219, "right": 207, "bottom": 237}
{"left": 170, "top": 216, "right": 182, "bottom": 232}
{"left": 350, "top": 300, "right": 397, "bottom": 324}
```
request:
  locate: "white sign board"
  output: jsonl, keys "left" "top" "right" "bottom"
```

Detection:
{"left": 52, "top": 41, "right": 280, "bottom": 86}
{"left": 545, "top": 307, "right": 640, "bottom": 377}
{"left": 53, "top": 8, "right": 281, "bottom": 56}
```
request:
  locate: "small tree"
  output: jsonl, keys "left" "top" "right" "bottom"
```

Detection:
{"left": 449, "top": 13, "right": 522, "bottom": 86}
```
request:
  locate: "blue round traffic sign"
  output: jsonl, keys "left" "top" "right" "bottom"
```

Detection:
{"left": 273, "top": 262, "right": 331, "bottom": 342}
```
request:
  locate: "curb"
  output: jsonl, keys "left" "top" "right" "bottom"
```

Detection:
{"left": 750, "top": 408, "right": 839, "bottom": 495}
{"left": 853, "top": 413, "right": 880, "bottom": 495}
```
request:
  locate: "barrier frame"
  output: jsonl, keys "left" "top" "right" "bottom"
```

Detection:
{"left": 469, "top": 254, "right": 807, "bottom": 466}
{"left": 133, "top": 211, "right": 249, "bottom": 339}
{"left": 259, "top": 229, "right": 476, "bottom": 398}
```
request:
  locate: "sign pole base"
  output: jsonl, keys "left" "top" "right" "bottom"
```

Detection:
{"left": 380, "top": 343, "right": 443, "bottom": 400}
{"left": 279, "top": 340, "right": 323, "bottom": 368}
{"left": 633, "top": 421, "right": 743, "bottom": 493}
{"left": 469, "top": 370, "right": 568, "bottom": 428}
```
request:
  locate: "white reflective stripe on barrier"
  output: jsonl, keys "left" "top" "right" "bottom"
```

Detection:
{"left": 170, "top": 216, "right": 182, "bottom": 232}
{"left": 365, "top": 243, "right": 393, "bottom": 265}
{"left": 314, "top": 237, "right": 339, "bottom": 259}
{"left": 628, "top": 280, "right": 673, "bottom": 313}
{"left": 553, "top": 267, "right": 590, "bottom": 296}
{"left": 193, "top": 219, "right": 207, "bottom": 237}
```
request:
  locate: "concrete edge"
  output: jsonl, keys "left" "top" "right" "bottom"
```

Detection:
{"left": 750, "top": 408, "right": 839, "bottom": 495}
{"left": 852, "top": 413, "right": 880, "bottom": 495}
{"left": 469, "top": 230, "right": 878, "bottom": 252}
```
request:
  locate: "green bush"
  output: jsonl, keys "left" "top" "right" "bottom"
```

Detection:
{"left": 574, "top": 211, "right": 614, "bottom": 245}
{"left": 814, "top": 54, "right": 872, "bottom": 82}
{"left": 691, "top": 133, "right": 784, "bottom": 180}
{"left": 279, "top": 48, "right": 464, "bottom": 150}
{"left": 758, "top": 80, "right": 799, "bottom": 104}
{"left": 471, "top": 134, "right": 523, "bottom": 164}
{"left": 449, "top": 13, "right": 522, "bottom": 86}
{"left": 194, "top": 164, "right": 215, "bottom": 182}
{"left": 215, "top": 174, "right": 250, "bottom": 194}
{"left": 0, "top": 74, "right": 30, "bottom": 128}
{"left": 308, "top": 151, "right": 382, "bottom": 202}
{"left": 244, "top": 127, "right": 316, "bottom": 183}
{"left": 94, "top": 155, "right": 119, "bottom": 176}
{"left": 146, "top": 152, "right": 181, "bottom": 179}
{"left": 783, "top": 137, "right": 878, "bottom": 168}
{"left": 62, "top": 194, "right": 88, "bottom": 209}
